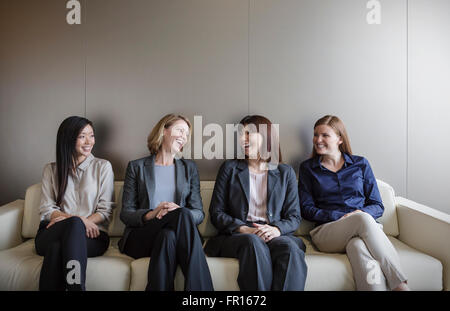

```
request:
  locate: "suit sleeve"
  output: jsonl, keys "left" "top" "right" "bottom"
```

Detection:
{"left": 184, "top": 161, "right": 205, "bottom": 225}
{"left": 94, "top": 161, "right": 116, "bottom": 223}
{"left": 39, "top": 164, "right": 60, "bottom": 222}
{"left": 209, "top": 162, "right": 246, "bottom": 235}
{"left": 360, "top": 158, "right": 384, "bottom": 219}
{"left": 120, "top": 161, "right": 148, "bottom": 227}
{"left": 271, "top": 167, "right": 301, "bottom": 235}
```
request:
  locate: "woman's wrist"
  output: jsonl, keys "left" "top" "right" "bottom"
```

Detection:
{"left": 144, "top": 209, "right": 156, "bottom": 221}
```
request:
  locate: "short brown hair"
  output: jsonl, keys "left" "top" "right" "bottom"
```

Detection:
{"left": 311, "top": 115, "right": 352, "bottom": 158}
{"left": 147, "top": 114, "right": 192, "bottom": 155}
{"left": 239, "top": 115, "right": 282, "bottom": 163}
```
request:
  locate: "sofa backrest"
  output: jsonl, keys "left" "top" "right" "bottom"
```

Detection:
{"left": 21, "top": 179, "right": 399, "bottom": 239}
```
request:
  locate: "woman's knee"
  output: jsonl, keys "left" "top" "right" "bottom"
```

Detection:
{"left": 63, "top": 217, "right": 86, "bottom": 237}
{"left": 174, "top": 208, "right": 194, "bottom": 221}
{"left": 270, "top": 236, "right": 304, "bottom": 256}
{"left": 158, "top": 229, "right": 177, "bottom": 244}
{"left": 238, "top": 234, "right": 267, "bottom": 252}
{"left": 345, "top": 237, "right": 365, "bottom": 255}
{"left": 65, "top": 216, "right": 86, "bottom": 228}
{"left": 351, "top": 212, "right": 377, "bottom": 230}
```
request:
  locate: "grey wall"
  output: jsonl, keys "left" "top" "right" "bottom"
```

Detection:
{"left": 1, "top": 0, "right": 449, "bottom": 214}
{"left": 408, "top": 0, "right": 450, "bottom": 214}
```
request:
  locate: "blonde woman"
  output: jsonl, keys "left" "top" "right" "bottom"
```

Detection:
{"left": 118, "top": 114, "right": 213, "bottom": 291}
{"left": 298, "top": 115, "right": 409, "bottom": 291}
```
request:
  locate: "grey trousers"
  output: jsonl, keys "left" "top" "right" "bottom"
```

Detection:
{"left": 310, "top": 212, "right": 407, "bottom": 291}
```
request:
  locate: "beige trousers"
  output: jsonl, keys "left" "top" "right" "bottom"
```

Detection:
{"left": 310, "top": 212, "right": 407, "bottom": 291}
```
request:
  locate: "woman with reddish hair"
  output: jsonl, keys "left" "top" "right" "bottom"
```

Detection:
{"left": 298, "top": 115, "right": 409, "bottom": 291}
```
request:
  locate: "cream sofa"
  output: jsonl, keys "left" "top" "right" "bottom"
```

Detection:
{"left": 0, "top": 180, "right": 448, "bottom": 291}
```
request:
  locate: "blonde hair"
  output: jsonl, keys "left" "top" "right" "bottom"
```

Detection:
{"left": 147, "top": 114, "right": 192, "bottom": 155}
{"left": 311, "top": 115, "right": 352, "bottom": 158}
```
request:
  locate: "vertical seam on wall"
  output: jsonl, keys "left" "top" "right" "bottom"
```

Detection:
{"left": 83, "top": 0, "right": 87, "bottom": 118}
{"left": 248, "top": 0, "right": 250, "bottom": 115}
{"left": 406, "top": 0, "right": 409, "bottom": 198}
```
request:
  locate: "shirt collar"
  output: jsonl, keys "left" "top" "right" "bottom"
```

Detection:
{"left": 342, "top": 152, "right": 354, "bottom": 167}
{"left": 312, "top": 153, "right": 354, "bottom": 170}
{"left": 77, "top": 153, "right": 94, "bottom": 171}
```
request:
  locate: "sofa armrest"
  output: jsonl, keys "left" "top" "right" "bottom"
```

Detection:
{"left": 0, "top": 200, "right": 24, "bottom": 251}
{"left": 395, "top": 196, "right": 450, "bottom": 291}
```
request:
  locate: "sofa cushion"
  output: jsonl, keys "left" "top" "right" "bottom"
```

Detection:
{"left": 22, "top": 184, "right": 41, "bottom": 238}
{"left": 138, "top": 236, "right": 441, "bottom": 291}
{"left": 302, "top": 236, "right": 442, "bottom": 291}
{"left": 129, "top": 256, "right": 241, "bottom": 291}
{"left": 108, "top": 182, "right": 127, "bottom": 237}
{"left": 388, "top": 237, "right": 442, "bottom": 290}
{"left": 0, "top": 239, "right": 133, "bottom": 290}
{"left": 376, "top": 180, "right": 399, "bottom": 236}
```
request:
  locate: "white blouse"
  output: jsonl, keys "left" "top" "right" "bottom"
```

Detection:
{"left": 39, "top": 154, "right": 115, "bottom": 232}
{"left": 247, "top": 171, "right": 268, "bottom": 223}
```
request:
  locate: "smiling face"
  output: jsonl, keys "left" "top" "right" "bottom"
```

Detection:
{"left": 162, "top": 119, "right": 190, "bottom": 154}
{"left": 240, "top": 125, "right": 263, "bottom": 160}
{"left": 313, "top": 124, "right": 342, "bottom": 156}
{"left": 75, "top": 124, "right": 95, "bottom": 161}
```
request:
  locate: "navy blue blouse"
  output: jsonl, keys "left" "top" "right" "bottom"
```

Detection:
{"left": 298, "top": 153, "right": 384, "bottom": 225}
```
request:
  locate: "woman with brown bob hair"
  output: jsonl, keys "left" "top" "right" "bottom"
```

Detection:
{"left": 298, "top": 115, "right": 409, "bottom": 291}
{"left": 119, "top": 114, "right": 213, "bottom": 291}
{"left": 205, "top": 115, "right": 308, "bottom": 291}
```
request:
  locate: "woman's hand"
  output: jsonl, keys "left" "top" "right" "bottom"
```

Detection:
{"left": 253, "top": 223, "right": 281, "bottom": 242}
{"left": 155, "top": 202, "right": 180, "bottom": 219}
{"left": 237, "top": 225, "right": 258, "bottom": 235}
{"left": 144, "top": 202, "right": 181, "bottom": 221}
{"left": 79, "top": 216, "right": 100, "bottom": 239}
{"left": 46, "top": 216, "right": 68, "bottom": 229}
{"left": 341, "top": 209, "right": 363, "bottom": 219}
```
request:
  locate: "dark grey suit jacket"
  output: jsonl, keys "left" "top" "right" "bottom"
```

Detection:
{"left": 205, "top": 159, "right": 302, "bottom": 256}
{"left": 118, "top": 155, "right": 204, "bottom": 252}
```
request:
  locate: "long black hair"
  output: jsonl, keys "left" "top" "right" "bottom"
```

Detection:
{"left": 55, "top": 116, "right": 94, "bottom": 206}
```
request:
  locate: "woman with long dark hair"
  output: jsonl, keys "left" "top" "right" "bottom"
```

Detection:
{"left": 298, "top": 115, "right": 409, "bottom": 291}
{"left": 36, "top": 116, "right": 115, "bottom": 291}
{"left": 118, "top": 114, "right": 213, "bottom": 291}
{"left": 204, "top": 115, "right": 308, "bottom": 291}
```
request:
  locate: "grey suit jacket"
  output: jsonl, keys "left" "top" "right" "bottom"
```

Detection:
{"left": 204, "top": 159, "right": 302, "bottom": 256}
{"left": 118, "top": 154, "right": 204, "bottom": 252}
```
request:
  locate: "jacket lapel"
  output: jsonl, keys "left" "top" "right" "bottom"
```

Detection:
{"left": 237, "top": 161, "right": 250, "bottom": 205}
{"left": 267, "top": 166, "right": 280, "bottom": 211}
{"left": 144, "top": 155, "right": 156, "bottom": 209}
{"left": 174, "top": 159, "right": 187, "bottom": 205}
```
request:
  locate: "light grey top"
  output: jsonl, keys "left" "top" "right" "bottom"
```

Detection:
{"left": 151, "top": 164, "right": 176, "bottom": 210}
{"left": 247, "top": 170, "right": 268, "bottom": 223}
{"left": 39, "top": 154, "right": 115, "bottom": 232}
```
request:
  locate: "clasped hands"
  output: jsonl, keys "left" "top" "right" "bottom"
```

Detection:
{"left": 238, "top": 223, "right": 281, "bottom": 243}
{"left": 46, "top": 215, "right": 100, "bottom": 239}
{"left": 144, "top": 201, "right": 181, "bottom": 221}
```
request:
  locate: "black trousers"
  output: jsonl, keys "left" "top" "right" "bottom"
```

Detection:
{"left": 213, "top": 233, "right": 308, "bottom": 291}
{"left": 35, "top": 217, "right": 110, "bottom": 291}
{"left": 121, "top": 208, "right": 214, "bottom": 291}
